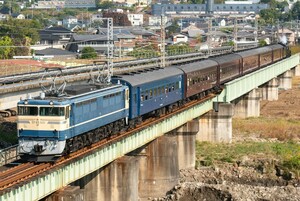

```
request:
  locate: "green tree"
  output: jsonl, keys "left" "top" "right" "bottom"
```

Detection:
{"left": 97, "top": 1, "right": 115, "bottom": 9}
{"left": 0, "top": 18, "right": 41, "bottom": 44}
{"left": 166, "top": 43, "right": 193, "bottom": 55}
{"left": 259, "top": 39, "right": 268, "bottom": 47}
{"left": 127, "top": 48, "right": 159, "bottom": 59}
{"left": 0, "top": 36, "right": 13, "bottom": 59}
{"left": 259, "top": 9, "right": 279, "bottom": 25}
{"left": 81, "top": 47, "right": 97, "bottom": 59}
{"left": 166, "top": 20, "right": 180, "bottom": 38}
{"left": 291, "top": 1, "right": 300, "bottom": 20}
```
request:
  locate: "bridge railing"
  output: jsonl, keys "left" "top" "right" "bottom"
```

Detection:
{"left": 0, "top": 145, "right": 19, "bottom": 166}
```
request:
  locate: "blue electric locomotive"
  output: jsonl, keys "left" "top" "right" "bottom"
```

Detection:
{"left": 18, "top": 83, "right": 129, "bottom": 161}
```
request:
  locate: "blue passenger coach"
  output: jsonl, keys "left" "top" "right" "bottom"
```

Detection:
{"left": 17, "top": 84, "right": 129, "bottom": 160}
{"left": 112, "top": 68, "right": 184, "bottom": 119}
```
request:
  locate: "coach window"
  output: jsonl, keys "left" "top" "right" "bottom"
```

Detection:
{"left": 161, "top": 86, "right": 164, "bottom": 94}
{"left": 141, "top": 94, "right": 144, "bottom": 101}
{"left": 149, "top": 89, "right": 153, "bottom": 99}
{"left": 154, "top": 88, "right": 157, "bottom": 96}
{"left": 18, "top": 106, "right": 38, "bottom": 116}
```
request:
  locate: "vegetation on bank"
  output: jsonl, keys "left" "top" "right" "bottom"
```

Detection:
{"left": 195, "top": 116, "right": 300, "bottom": 178}
{"left": 290, "top": 45, "right": 300, "bottom": 55}
{"left": 233, "top": 117, "right": 300, "bottom": 140}
{"left": 196, "top": 141, "right": 300, "bottom": 178}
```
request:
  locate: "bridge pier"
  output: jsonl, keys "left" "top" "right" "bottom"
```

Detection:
{"left": 292, "top": 64, "right": 300, "bottom": 76}
{"left": 138, "top": 135, "right": 180, "bottom": 200}
{"left": 72, "top": 156, "right": 139, "bottom": 201}
{"left": 278, "top": 70, "right": 292, "bottom": 90}
{"left": 174, "top": 121, "right": 198, "bottom": 169}
{"left": 260, "top": 78, "right": 279, "bottom": 101}
{"left": 198, "top": 103, "right": 233, "bottom": 143}
{"left": 43, "top": 186, "right": 84, "bottom": 201}
{"left": 233, "top": 88, "right": 261, "bottom": 118}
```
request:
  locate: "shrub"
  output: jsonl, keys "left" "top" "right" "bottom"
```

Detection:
{"left": 81, "top": 47, "right": 97, "bottom": 59}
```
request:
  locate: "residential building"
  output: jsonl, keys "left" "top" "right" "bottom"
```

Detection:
{"left": 35, "top": 48, "right": 77, "bottom": 59}
{"left": 127, "top": 13, "right": 143, "bottom": 26}
{"left": 11, "top": 13, "right": 25, "bottom": 19}
{"left": 278, "top": 28, "right": 295, "bottom": 45}
{"left": 63, "top": 16, "right": 78, "bottom": 25}
{"left": 35, "top": 0, "right": 95, "bottom": 9}
{"left": 64, "top": 0, "right": 95, "bottom": 8}
{"left": 66, "top": 28, "right": 136, "bottom": 55}
{"left": 148, "top": 16, "right": 168, "bottom": 26}
{"left": 152, "top": 3, "right": 269, "bottom": 16}
{"left": 36, "top": 1, "right": 64, "bottom": 9}
{"left": 171, "top": 33, "right": 188, "bottom": 44}
{"left": 91, "top": 14, "right": 103, "bottom": 22}
{"left": 35, "top": 26, "right": 73, "bottom": 50}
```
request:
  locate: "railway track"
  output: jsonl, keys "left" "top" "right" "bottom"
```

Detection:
{"left": 0, "top": 47, "right": 234, "bottom": 85}
{"left": 0, "top": 92, "right": 216, "bottom": 192}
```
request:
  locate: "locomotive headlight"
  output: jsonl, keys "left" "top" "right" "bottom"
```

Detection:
{"left": 24, "top": 100, "right": 28, "bottom": 105}
{"left": 49, "top": 101, "right": 54, "bottom": 105}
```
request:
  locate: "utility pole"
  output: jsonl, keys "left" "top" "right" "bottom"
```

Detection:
{"left": 234, "top": 17, "right": 238, "bottom": 51}
{"left": 160, "top": 13, "right": 166, "bottom": 68}
{"left": 94, "top": 18, "right": 114, "bottom": 84}
{"left": 207, "top": 17, "right": 212, "bottom": 55}
{"left": 277, "top": 20, "right": 280, "bottom": 43}
{"left": 296, "top": 20, "right": 299, "bottom": 44}
{"left": 254, "top": 17, "right": 258, "bottom": 47}
{"left": 107, "top": 18, "right": 114, "bottom": 83}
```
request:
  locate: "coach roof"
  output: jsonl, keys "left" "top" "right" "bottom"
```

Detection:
{"left": 175, "top": 60, "right": 218, "bottom": 73}
{"left": 235, "top": 46, "right": 273, "bottom": 58}
{"left": 113, "top": 67, "right": 183, "bottom": 87}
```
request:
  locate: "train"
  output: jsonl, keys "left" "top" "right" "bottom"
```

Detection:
{"left": 17, "top": 44, "right": 290, "bottom": 162}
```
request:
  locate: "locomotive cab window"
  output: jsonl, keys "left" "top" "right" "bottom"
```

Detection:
{"left": 40, "top": 107, "right": 65, "bottom": 116}
{"left": 18, "top": 106, "right": 38, "bottom": 116}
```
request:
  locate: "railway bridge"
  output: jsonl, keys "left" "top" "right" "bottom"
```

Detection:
{"left": 0, "top": 54, "right": 299, "bottom": 201}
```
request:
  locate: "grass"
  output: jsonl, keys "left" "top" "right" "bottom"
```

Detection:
{"left": 233, "top": 117, "right": 300, "bottom": 140}
{"left": 195, "top": 141, "right": 300, "bottom": 178}
{"left": 290, "top": 45, "right": 300, "bottom": 55}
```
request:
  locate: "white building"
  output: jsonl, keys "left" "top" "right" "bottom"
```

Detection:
{"left": 148, "top": 16, "right": 168, "bottom": 26}
{"left": 172, "top": 34, "right": 188, "bottom": 44}
{"left": 63, "top": 16, "right": 78, "bottom": 25}
{"left": 127, "top": 14, "right": 143, "bottom": 26}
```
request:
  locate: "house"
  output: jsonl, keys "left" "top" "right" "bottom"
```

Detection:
{"left": 278, "top": 28, "right": 295, "bottom": 45}
{"left": 36, "top": 1, "right": 64, "bottom": 9}
{"left": 35, "top": 48, "right": 77, "bottom": 59}
{"left": 171, "top": 33, "right": 188, "bottom": 44}
{"left": 36, "top": 26, "right": 73, "bottom": 50}
{"left": 11, "top": 13, "right": 25, "bottom": 19}
{"left": 127, "top": 13, "right": 143, "bottom": 26}
{"left": 128, "top": 27, "right": 157, "bottom": 40}
{"left": 91, "top": 14, "right": 103, "bottom": 22}
{"left": 63, "top": 16, "right": 78, "bottom": 25}
{"left": 148, "top": 16, "right": 168, "bottom": 26}
{"left": 64, "top": 0, "right": 96, "bottom": 8}
{"left": 66, "top": 28, "right": 136, "bottom": 55}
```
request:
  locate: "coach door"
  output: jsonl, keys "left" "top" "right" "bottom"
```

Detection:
{"left": 125, "top": 88, "right": 129, "bottom": 109}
